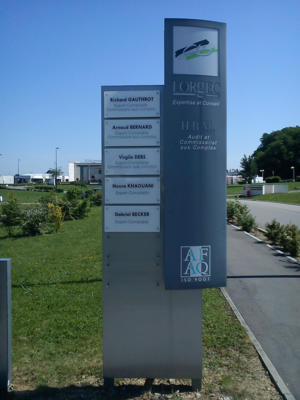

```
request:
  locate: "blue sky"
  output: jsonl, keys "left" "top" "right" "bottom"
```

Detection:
{"left": 1, "top": 0, "right": 299, "bottom": 176}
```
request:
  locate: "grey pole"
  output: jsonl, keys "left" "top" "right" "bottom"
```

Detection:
{"left": 0, "top": 259, "right": 12, "bottom": 393}
{"left": 55, "top": 147, "right": 59, "bottom": 191}
{"left": 291, "top": 166, "right": 295, "bottom": 182}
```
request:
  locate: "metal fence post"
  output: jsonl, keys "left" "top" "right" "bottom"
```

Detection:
{"left": 0, "top": 259, "right": 12, "bottom": 392}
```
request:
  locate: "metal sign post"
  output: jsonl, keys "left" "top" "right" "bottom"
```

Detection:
{"left": 101, "top": 18, "right": 226, "bottom": 387}
{"left": 164, "top": 18, "right": 227, "bottom": 290}
{"left": 0, "top": 259, "right": 12, "bottom": 393}
{"left": 102, "top": 86, "right": 202, "bottom": 383}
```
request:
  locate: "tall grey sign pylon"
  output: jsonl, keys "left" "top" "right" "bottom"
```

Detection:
{"left": 101, "top": 17, "right": 226, "bottom": 383}
{"left": 164, "top": 18, "right": 227, "bottom": 290}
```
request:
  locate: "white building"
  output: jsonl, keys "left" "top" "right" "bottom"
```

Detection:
{"left": 226, "top": 175, "right": 243, "bottom": 184}
{"left": 68, "top": 162, "right": 102, "bottom": 184}
{"left": 0, "top": 176, "right": 14, "bottom": 184}
{"left": 14, "top": 174, "right": 69, "bottom": 184}
{"left": 252, "top": 175, "right": 264, "bottom": 184}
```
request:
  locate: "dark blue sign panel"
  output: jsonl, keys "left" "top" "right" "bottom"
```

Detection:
{"left": 163, "top": 19, "right": 227, "bottom": 290}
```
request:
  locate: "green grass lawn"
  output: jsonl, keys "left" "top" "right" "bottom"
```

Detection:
{"left": 227, "top": 185, "right": 243, "bottom": 196}
{"left": 227, "top": 182, "right": 300, "bottom": 203}
{"left": 287, "top": 182, "right": 300, "bottom": 191}
{"left": 0, "top": 188, "right": 53, "bottom": 203}
{"left": 0, "top": 206, "right": 253, "bottom": 394}
{"left": 1, "top": 207, "right": 102, "bottom": 388}
{"left": 250, "top": 191, "right": 300, "bottom": 204}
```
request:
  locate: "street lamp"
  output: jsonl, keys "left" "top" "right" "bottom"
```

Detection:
{"left": 55, "top": 147, "right": 60, "bottom": 191}
{"left": 260, "top": 169, "right": 264, "bottom": 182}
{"left": 17, "top": 159, "right": 20, "bottom": 175}
{"left": 291, "top": 166, "right": 295, "bottom": 182}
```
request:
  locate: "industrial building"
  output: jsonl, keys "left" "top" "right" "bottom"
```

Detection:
{"left": 68, "top": 162, "right": 102, "bottom": 184}
{"left": 14, "top": 174, "right": 68, "bottom": 184}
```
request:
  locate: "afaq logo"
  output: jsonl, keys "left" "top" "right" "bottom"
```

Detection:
{"left": 180, "top": 246, "right": 211, "bottom": 280}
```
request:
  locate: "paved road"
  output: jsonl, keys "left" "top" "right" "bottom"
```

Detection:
{"left": 227, "top": 224, "right": 300, "bottom": 399}
{"left": 239, "top": 199, "right": 300, "bottom": 229}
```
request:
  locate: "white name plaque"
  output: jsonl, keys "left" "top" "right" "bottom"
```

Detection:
{"left": 104, "top": 148, "right": 160, "bottom": 176}
{"left": 104, "top": 90, "right": 160, "bottom": 118}
{"left": 104, "top": 205, "right": 160, "bottom": 232}
{"left": 104, "top": 119, "right": 160, "bottom": 147}
{"left": 105, "top": 177, "right": 160, "bottom": 204}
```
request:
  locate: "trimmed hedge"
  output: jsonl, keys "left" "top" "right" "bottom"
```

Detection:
{"left": 265, "top": 176, "right": 281, "bottom": 183}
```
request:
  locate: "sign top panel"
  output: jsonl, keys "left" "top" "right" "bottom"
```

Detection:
{"left": 104, "top": 90, "right": 160, "bottom": 118}
{"left": 173, "top": 26, "right": 218, "bottom": 76}
{"left": 165, "top": 18, "right": 226, "bottom": 80}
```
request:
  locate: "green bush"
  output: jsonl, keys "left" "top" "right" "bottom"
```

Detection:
{"left": 265, "top": 219, "right": 284, "bottom": 245}
{"left": 279, "top": 224, "right": 300, "bottom": 257}
{"left": 47, "top": 203, "right": 64, "bottom": 233}
{"left": 61, "top": 198, "right": 90, "bottom": 221}
{"left": 85, "top": 189, "right": 102, "bottom": 206}
{"left": 0, "top": 196, "right": 23, "bottom": 236}
{"left": 73, "top": 180, "right": 87, "bottom": 188}
{"left": 234, "top": 202, "right": 250, "bottom": 226}
{"left": 227, "top": 200, "right": 256, "bottom": 232}
{"left": 239, "top": 213, "right": 257, "bottom": 232}
{"left": 33, "top": 184, "right": 54, "bottom": 192}
{"left": 22, "top": 207, "right": 47, "bottom": 236}
{"left": 296, "top": 176, "right": 300, "bottom": 182}
{"left": 265, "top": 176, "right": 281, "bottom": 183}
{"left": 38, "top": 190, "right": 90, "bottom": 220}
{"left": 65, "top": 187, "right": 84, "bottom": 201}
{"left": 226, "top": 201, "right": 236, "bottom": 222}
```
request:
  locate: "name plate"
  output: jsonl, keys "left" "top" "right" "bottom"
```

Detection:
{"left": 104, "top": 148, "right": 160, "bottom": 175}
{"left": 104, "top": 90, "right": 160, "bottom": 118}
{"left": 104, "top": 119, "right": 160, "bottom": 147}
{"left": 104, "top": 205, "right": 160, "bottom": 232}
{"left": 105, "top": 177, "right": 160, "bottom": 204}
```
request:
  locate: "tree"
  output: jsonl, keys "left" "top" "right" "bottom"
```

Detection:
{"left": 47, "top": 168, "right": 64, "bottom": 191}
{"left": 0, "top": 196, "right": 23, "bottom": 236}
{"left": 46, "top": 168, "right": 63, "bottom": 178}
{"left": 252, "top": 126, "right": 300, "bottom": 179}
{"left": 240, "top": 154, "right": 257, "bottom": 183}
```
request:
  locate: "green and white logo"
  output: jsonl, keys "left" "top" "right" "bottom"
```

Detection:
{"left": 173, "top": 26, "right": 218, "bottom": 76}
{"left": 175, "top": 39, "right": 217, "bottom": 60}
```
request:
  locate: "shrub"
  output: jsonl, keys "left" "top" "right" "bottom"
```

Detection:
{"left": 234, "top": 202, "right": 250, "bottom": 226}
{"left": 226, "top": 201, "right": 236, "bottom": 222}
{"left": 296, "top": 176, "right": 300, "bottom": 182}
{"left": 226, "top": 200, "right": 256, "bottom": 231}
{"left": 38, "top": 190, "right": 90, "bottom": 221}
{"left": 239, "top": 213, "right": 257, "bottom": 232}
{"left": 71, "top": 198, "right": 90, "bottom": 219}
{"left": 265, "top": 176, "right": 281, "bottom": 183}
{"left": 85, "top": 189, "right": 102, "bottom": 206}
{"left": 47, "top": 203, "right": 64, "bottom": 232}
{"left": 265, "top": 219, "right": 284, "bottom": 245}
{"left": 73, "top": 180, "right": 87, "bottom": 188}
{"left": 34, "top": 184, "right": 54, "bottom": 192}
{"left": 65, "top": 187, "right": 84, "bottom": 201}
{"left": 279, "top": 224, "right": 300, "bottom": 257}
{"left": 22, "top": 207, "right": 47, "bottom": 236}
{"left": 0, "top": 196, "right": 23, "bottom": 236}
{"left": 39, "top": 192, "right": 61, "bottom": 209}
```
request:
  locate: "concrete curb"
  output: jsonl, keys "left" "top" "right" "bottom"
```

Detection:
{"left": 229, "top": 223, "right": 300, "bottom": 266}
{"left": 221, "top": 287, "right": 296, "bottom": 400}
